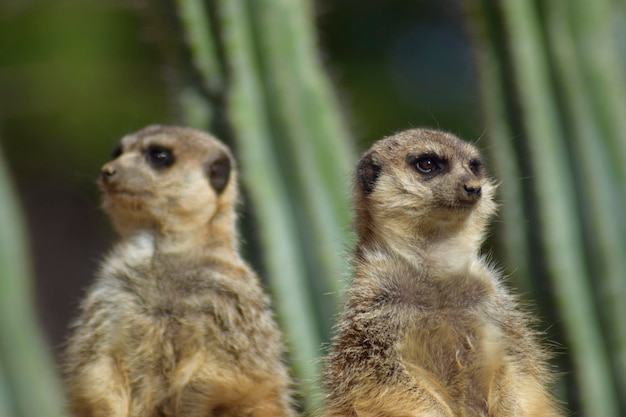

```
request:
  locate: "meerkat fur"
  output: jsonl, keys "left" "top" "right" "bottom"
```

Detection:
{"left": 63, "top": 125, "right": 295, "bottom": 417}
{"left": 322, "top": 128, "right": 562, "bottom": 417}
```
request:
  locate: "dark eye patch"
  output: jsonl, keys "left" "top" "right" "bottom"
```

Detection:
{"left": 406, "top": 154, "right": 445, "bottom": 176}
{"left": 357, "top": 153, "right": 381, "bottom": 195}
{"left": 206, "top": 154, "right": 231, "bottom": 194}
{"left": 469, "top": 158, "right": 483, "bottom": 176}
{"left": 145, "top": 145, "right": 175, "bottom": 169}
{"left": 110, "top": 144, "right": 123, "bottom": 159}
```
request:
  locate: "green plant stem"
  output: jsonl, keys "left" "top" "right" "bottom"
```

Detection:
{"left": 469, "top": 0, "right": 532, "bottom": 293}
{"left": 569, "top": 0, "right": 626, "bottom": 185}
{"left": 174, "top": 0, "right": 225, "bottom": 130}
{"left": 248, "top": 0, "right": 354, "bottom": 211}
{"left": 215, "top": 0, "right": 322, "bottom": 410}
{"left": 175, "top": 0, "right": 223, "bottom": 94}
{"left": 547, "top": 0, "right": 626, "bottom": 404}
{"left": 248, "top": 0, "right": 355, "bottom": 299}
{"left": 0, "top": 363, "right": 16, "bottom": 417}
{"left": 501, "top": 1, "right": 619, "bottom": 416}
{"left": 0, "top": 144, "right": 67, "bottom": 417}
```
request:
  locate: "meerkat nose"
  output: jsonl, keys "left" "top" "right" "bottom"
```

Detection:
{"left": 101, "top": 165, "right": 117, "bottom": 181}
{"left": 463, "top": 182, "right": 482, "bottom": 198}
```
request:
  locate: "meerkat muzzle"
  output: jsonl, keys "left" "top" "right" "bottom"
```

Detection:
{"left": 100, "top": 164, "right": 116, "bottom": 182}
{"left": 462, "top": 180, "right": 482, "bottom": 199}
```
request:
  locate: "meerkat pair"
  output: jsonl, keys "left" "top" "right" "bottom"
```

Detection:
{"left": 63, "top": 126, "right": 561, "bottom": 417}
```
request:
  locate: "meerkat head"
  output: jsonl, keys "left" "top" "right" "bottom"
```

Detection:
{"left": 354, "top": 128, "right": 497, "bottom": 247}
{"left": 99, "top": 125, "right": 237, "bottom": 241}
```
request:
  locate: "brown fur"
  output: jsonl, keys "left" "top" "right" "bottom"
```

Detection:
{"left": 63, "top": 125, "right": 295, "bottom": 417}
{"left": 322, "top": 129, "right": 562, "bottom": 417}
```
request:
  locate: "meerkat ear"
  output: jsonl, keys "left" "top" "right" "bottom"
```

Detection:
{"left": 206, "top": 153, "right": 231, "bottom": 194}
{"left": 357, "top": 153, "right": 381, "bottom": 194}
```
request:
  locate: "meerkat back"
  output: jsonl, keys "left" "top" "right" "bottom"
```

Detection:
{"left": 322, "top": 128, "right": 562, "bottom": 417}
{"left": 63, "top": 125, "right": 295, "bottom": 417}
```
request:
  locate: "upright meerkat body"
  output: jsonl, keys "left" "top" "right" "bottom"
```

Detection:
{"left": 63, "top": 126, "right": 294, "bottom": 417}
{"left": 323, "top": 129, "right": 562, "bottom": 417}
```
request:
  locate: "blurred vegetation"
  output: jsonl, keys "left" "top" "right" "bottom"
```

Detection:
{"left": 467, "top": 1, "right": 626, "bottom": 416}
{"left": 0, "top": 144, "right": 66, "bottom": 417}
{"left": 0, "top": 0, "right": 625, "bottom": 416}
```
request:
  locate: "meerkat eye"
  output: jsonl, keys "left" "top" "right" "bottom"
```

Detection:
{"left": 110, "top": 144, "right": 123, "bottom": 159}
{"left": 145, "top": 145, "right": 175, "bottom": 169}
{"left": 469, "top": 159, "right": 483, "bottom": 176}
{"left": 408, "top": 154, "right": 443, "bottom": 175}
{"left": 417, "top": 157, "right": 436, "bottom": 172}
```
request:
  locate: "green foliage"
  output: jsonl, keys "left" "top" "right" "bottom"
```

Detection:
{"left": 469, "top": 1, "right": 626, "bottom": 415}
{"left": 0, "top": 144, "right": 66, "bottom": 417}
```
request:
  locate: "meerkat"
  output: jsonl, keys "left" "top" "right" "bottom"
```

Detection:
{"left": 322, "top": 128, "right": 562, "bottom": 417}
{"left": 63, "top": 125, "right": 295, "bottom": 417}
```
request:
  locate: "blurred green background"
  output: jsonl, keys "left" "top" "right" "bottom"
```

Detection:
{"left": 1, "top": 0, "right": 625, "bottom": 416}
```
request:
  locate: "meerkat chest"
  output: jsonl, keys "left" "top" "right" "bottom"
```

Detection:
{"left": 404, "top": 307, "right": 504, "bottom": 363}
{"left": 106, "top": 273, "right": 203, "bottom": 355}
{"left": 101, "top": 263, "right": 221, "bottom": 351}
{"left": 100, "top": 246, "right": 269, "bottom": 371}
{"left": 398, "top": 305, "right": 506, "bottom": 411}
{"left": 96, "top": 270, "right": 247, "bottom": 399}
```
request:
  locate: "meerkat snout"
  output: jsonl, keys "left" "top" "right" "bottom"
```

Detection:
{"left": 100, "top": 164, "right": 116, "bottom": 181}
{"left": 462, "top": 180, "right": 481, "bottom": 198}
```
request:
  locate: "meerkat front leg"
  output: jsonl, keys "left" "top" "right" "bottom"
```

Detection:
{"left": 351, "top": 387, "right": 456, "bottom": 417}
{"left": 65, "top": 358, "right": 130, "bottom": 417}
{"left": 487, "top": 372, "right": 562, "bottom": 417}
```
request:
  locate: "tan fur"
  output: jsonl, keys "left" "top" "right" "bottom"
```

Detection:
{"left": 63, "top": 125, "right": 295, "bottom": 417}
{"left": 322, "top": 129, "right": 563, "bottom": 417}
